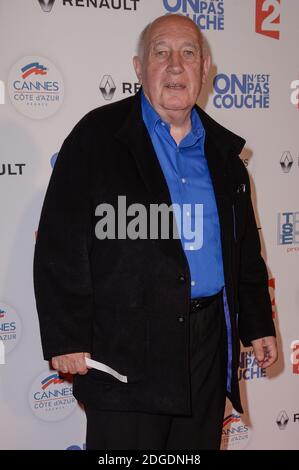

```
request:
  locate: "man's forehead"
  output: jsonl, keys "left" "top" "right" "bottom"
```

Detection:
{"left": 151, "top": 38, "right": 199, "bottom": 48}
{"left": 149, "top": 29, "right": 201, "bottom": 47}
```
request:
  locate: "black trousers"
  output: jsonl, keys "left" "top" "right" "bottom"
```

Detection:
{"left": 85, "top": 292, "right": 227, "bottom": 450}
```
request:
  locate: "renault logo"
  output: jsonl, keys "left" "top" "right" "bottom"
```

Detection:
{"left": 99, "top": 75, "right": 116, "bottom": 101}
{"left": 38, "top": 0, "right": 55, "bottom": 13}
{"left": 276, "top": 410, "right": 289, "bottom": 430}
{"left": 280, "top": 151, "right": 293, "bottom": 173}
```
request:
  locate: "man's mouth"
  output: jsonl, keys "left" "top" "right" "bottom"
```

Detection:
{"left": 165, "top": 83, "right": 186, "bottom": 89}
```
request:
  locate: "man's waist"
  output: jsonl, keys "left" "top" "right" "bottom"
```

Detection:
{"left": 190, "top": 289, "right": 222, "bottom": 313}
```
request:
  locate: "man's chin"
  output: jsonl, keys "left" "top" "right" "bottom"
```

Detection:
{"left": 160, "top": 94, "right": 189, "bottom": 108}
{"left": 162, "top": 101, "right": 190, "bottom": 111}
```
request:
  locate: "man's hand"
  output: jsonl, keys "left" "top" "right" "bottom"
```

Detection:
{"left": 251, "top": 336, "right": 278, "bottom": 369}
{"left": 51, "top": 352, "right": 91, "bottom": 375}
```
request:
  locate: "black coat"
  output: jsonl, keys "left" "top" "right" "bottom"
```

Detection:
{"left": 33, "top": 90, "right": 276, "bottom": 415}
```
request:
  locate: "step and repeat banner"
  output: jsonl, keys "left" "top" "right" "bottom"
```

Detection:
{"left": 0, "top": 0, "right": 298, "bottom": 450}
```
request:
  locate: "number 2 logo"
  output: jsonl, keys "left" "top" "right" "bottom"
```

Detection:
{"left": 290, "top": 80, "right": 299, "bottom": 108}
{"left": 256, "top": 0, "right": 281, "bottom": 40}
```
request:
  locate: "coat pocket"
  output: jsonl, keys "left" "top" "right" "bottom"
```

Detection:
{"left": 90, "top": 305, "right": 148, "bottom": 384}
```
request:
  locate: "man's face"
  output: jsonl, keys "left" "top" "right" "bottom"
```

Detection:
{"left": 134, "top": 17, "right": 210, "bottom": 116}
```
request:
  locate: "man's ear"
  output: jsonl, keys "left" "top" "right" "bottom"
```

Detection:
{"left": 201, "top": 54, "right": 211, "bottom": 85}
{"left": 133, "top": 56, "right": 143, "bottom": 84}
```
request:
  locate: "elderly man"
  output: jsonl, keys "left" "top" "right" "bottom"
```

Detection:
{"left": 34, "top": 14, "right": 277, "bottom": 450}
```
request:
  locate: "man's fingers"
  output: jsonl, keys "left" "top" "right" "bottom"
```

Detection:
{"left": 251, "top": 336, "right": 278, "bottom": 369}
{"left": 51, "top": 352, "right": 90, "bottom": 375}
{"left": 68, "top": 364, "right": 78, "bottom": 375}
{"left": 251, "top": 339, "right": 265, "bottom": 365}
{"left": 52, "top": 357, "right": 65, "bottom": 371}
{"left": 262, "top": 341, "right": 278, "bottom": 368}
{"left": 75, "top": 356, "right": 89, "bottom": 375}
{"left": 261, "top": 357, "right": 274, "bottom": 368}
{"left": 52, "top": 357, "right": 69, "bottom": 373}
{"left": 76, "top": 353, "right": 91, "bottom": 374}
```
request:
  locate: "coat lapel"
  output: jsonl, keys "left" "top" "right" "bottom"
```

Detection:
{"left": 196, "top": 106, "right": 246, "bottom": 285}
{"left": 204, "top": 131, "right": 234, "bottom": 285}
{"left": 115, "top": 92, "right": 171, "bottom": 207}
{"left": 115, "top": 91, "right": 189, "bottom": 268}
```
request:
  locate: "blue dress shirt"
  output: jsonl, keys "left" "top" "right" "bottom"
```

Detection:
{"left": 141, "top": 90, "right": 224, "bottom": 297}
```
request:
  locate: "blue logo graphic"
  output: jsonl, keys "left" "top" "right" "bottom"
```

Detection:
{"left": 21, "top": 62, "right": 47, "bottom": 79}
{"left": 163, "top": 0, "right": 224, "bottom": 30}
{"left": 277, "top": 212, "right": 299, "bottom": 246}
{"left": 66, "top": 443, "right": 86, "bottom": 450}
{"left": 50, "top": 152, "right": 58, "bottom": 168}
{"left": 213, "top": 73, "right": 270, "bottom": 109}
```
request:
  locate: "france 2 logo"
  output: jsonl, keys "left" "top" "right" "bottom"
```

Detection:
{"left": 290, "top": 80, "right": 299, "bottom": 108}
{"left": 290, "top": 341, "right": 299, "bottom": 374}
{"left": 256, "top": 0, "right": 281, "bottom": 40}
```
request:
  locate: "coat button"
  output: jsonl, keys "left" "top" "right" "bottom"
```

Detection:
{"left": 177, "top": 315, "right": 185, "bottom": 323}
{"left": 178, "top": 274, "right": 186, "bottom": 283}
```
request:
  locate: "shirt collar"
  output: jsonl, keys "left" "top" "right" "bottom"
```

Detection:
{"left": 141, "top": 88, "right": 205, "bottom": 145}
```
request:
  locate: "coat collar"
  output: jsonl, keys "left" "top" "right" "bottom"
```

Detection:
{"left": 115, "top": 88, "right": 246, "bottom": 203}
{"left": 194, "top": 104, "right": 246, "bottom": 158}
{"left": 115, "top": 89, "right": 172, "bottom": 206}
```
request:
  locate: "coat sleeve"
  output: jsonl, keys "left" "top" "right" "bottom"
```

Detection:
{"left": 236, "top": 161, "right": 276, "bottom": 347}
{"left": 33, "top": 121, "right": 94, "bottom": 360}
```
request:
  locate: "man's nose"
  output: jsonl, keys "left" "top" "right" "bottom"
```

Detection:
{"left": 166, "top": 51, "right": 184, "bottom": 74}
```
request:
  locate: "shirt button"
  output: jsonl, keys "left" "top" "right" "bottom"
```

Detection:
{"left": 191, "top": 280, "right": 196, "bottom": 286}
{"left": 177, "top": 315, "right": 185, "bottom": 323}
{"left": 161, "top": 122, "right": 165, "bottom": 126}
{"left": 186, "top": 211, "right": 190, "bottom": 217}
{"left": 181, "top": 178, "right": 187, "bottom": 184}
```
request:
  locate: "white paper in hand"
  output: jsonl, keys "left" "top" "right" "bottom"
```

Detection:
{"left": 85, "top": 357, "right": 128, "bottom": 383}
